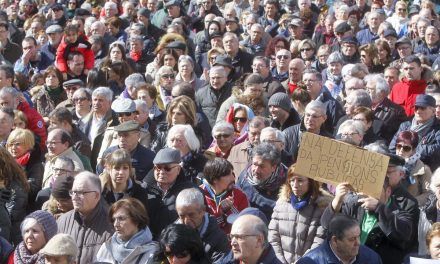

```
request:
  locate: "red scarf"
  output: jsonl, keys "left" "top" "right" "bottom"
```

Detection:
{"left": 16, "top": 152, "right": 31, "bottom": 167}
{"left": 214, "top": 145, "right": 231, "bottom": 159}
{"left": 130, "top": 51, "right": 142, "bottom": 62}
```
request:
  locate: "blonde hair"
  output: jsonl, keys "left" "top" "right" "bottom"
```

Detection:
{"left": 7, "top": 128, "right": 34, "bottom": 151}
{"left": 14, "top": 110, "right": 28, "bottom": 128}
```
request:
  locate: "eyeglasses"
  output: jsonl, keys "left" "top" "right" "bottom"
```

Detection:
{"left": 228, "top": 234, "right": 259, "bottom": 241}
{"left": 261, "top": 139, "right": 282, "bottom": 144}
{"left": 396, "top": 143, "right": 412, "bottom": 152}
{"left": 154, "top": 165, "right": 178, "bottom": 172}
{"left": 69, "top": 190, "right": 96, "bottom": 197}
{"left": 72, "top": 97, "right": 88, "bottom": 103}
{"left": 234, "top": 117, "right": 247, "bottom": 123}
{"left": 300, "top": 48, "right": 313, "bottom": 52}
{"left": 252, "top": 64, "right": 266, "bottom": 68}
{"left": 46, "top": 141, "right": 62, "bottom": 146}
{"left": 305, "top": 113, "right": 322, "bottom": 119}
{"left": 53, "top": 167, "right": 73, "bottom": 174}
{"left": 214, "top": 134, "right": 232, "bottom": 139}
{"left": 161, "top": 74, "right": 175, "bottom": 79}
{"left": 276, "top": 55, "right": 290, "bottom": 60}
{"left": 164, "top": 251, "right": 189, "bottom": 259}
{"left": 117, "top": 112, "right": 135, "bottom": 117}
{"left": 341, "top": 132, "right": 359, "bottom": 137}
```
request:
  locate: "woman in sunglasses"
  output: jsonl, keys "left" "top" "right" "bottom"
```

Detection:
{"left": 159, "top": 224, "right": 210, "bottom": 264}
{"left": 395, "top": 130, "right": 432, "bottom": 205}
{"left": 96, "top": 198, "right": 160, "bottom": 263}
{"left": 298, "top": 39, "right": 316, "bottom": 68}
{"left": 225, "top": 103, "right": 255, "bottom": 145}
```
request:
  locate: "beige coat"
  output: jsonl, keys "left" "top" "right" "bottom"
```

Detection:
{"left": 268, "top": 185, "right": 332, "bottom": 264}
{"left": 407, "top": 159, "right": 432, "bottom": 205}
{"left": 42, "top": 147, "right": 84, "bottom": 188}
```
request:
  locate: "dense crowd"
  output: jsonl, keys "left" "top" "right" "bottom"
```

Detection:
{"left": 0, "top": 0, "right": 439, "bottom": 262}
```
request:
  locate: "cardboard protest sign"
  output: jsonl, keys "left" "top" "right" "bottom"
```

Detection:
{"left": 295, "top": 132, "right": 389, "bottom": 199}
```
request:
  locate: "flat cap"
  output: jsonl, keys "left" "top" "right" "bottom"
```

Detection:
{"left": 153, "top": 148, "right": 181, "bottom": 164}
{"left": 164, "top": 0, "right": 181, "bottom": 7}
{"left": 46, "top": 24, "right": 63, "bottom": 34}
{"left": 334, "top": 22, "right": 351, "bottom": 33}
{"left": 63, "top": 79, "right": 84, "bottom": 87}
{"left": 111, "top": 98, "right": 136, "bottom": 113}
{"left": 213, "top": 54, "right": 233, "bottom": 68}
{"left": 415, "top": 94, "right": 436, "bottom": 108}
{"left": 40, "top": 234, "right": 78, "bottom": 258}
{"left": 395, "top": 36, "right": 411, "bottom": 48}
{"left": 289, "top": 18, "right": 304, "bottom": 27}
{"left": 383, "top": 29, "right": 398, "bottom": 38}
{"left": 341, "top": 36, "right": 359, "bottom": 45}
{"left": 114, "top": 120, "right": 140, "bottom": 132}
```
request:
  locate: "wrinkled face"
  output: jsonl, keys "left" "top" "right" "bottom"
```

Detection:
{"left": 169, "top": 130, "right": 189, "bottom": 153}
{"left": 250, "top": 25, "right": 263, "bottom": 44}
{"left": 415, "top": 105, "right": 435, "bottom": 123}
{"left": 417, "top": 22, "right": 429, "bottom": 38}
{"left": 214, "top": 128, "right": 234, "bottom": 149}
{"left": 24, "top": 222, "right": 46, "bottom": 254}
{"left": 304, "top": 108, "right": 326, "bottom": 132}
{"left": 403, "top": 62, "right": 422, "bottom": 81}
{"left": 154, "top": 163, "right": 181, "bottom": 185}
{"left": 289, "top": 61, "right": 304, "bottom": 82}
{"left": 90, "top": 24, "right": 106, "bottom": 36}
{"left": 368, "top": 14, "right": 380, "bottom": 30}
{"left": 384, "top": 69, "right": 398, "bottom": 89}
{"left": 332, "top": 226, "right": 361, "bottom": 261}
{"left": 396, "top": 43, "right": 411, "bottom": 58}
{"left": 252, "top": 59, "right": 269, "bottom": 77}
{"left": 176, "top": 203, "right": 205, "bottom": 229}
{"left": 112, "top": 207, "right": 139, "bottom": 241}
{"left": 0, "top": 112, "right": 13, "bottom": 139}
{"left": 117, "top": 130, "right": 140, "bottom": 151}
{"left": 178, "top": 60, "right": 193, "bottom": 75}
{"left": 71, "top": 178, "right": 99, "bottom": 215}
{"left": 248, "top": 125, "right": 264, "bottom": 145}
{"left": 223, "top": 35, "right": 239, "bottom": 55}
{"left": 52, "top": 159, "right": 74, "bottom": 179}
{"left": 230, "top": 220, "right": 263, "bottom": 262}
{"left": 275, "top": 50, "right": 291, "bottom": 69}
{"left": 209, "top": 71, "right": 227, "bottom": 89}
{"left": 426, "top": 28, "right": 439, "bottom": 46}
{"left": 92, "top": 95, "right": 111, "bottom": 114}
{"left": 251, "top": 155, "right": 276, "bottom": 183}
{"left": 339, "top": 126, "right": 362, "bottom": 145}
{"left": 290, "top": 175, "right": 310, "bottom": 197}
{"left": 46, "top": 132, "right": 69, "bottom": 156}
{"left": 110, "top": 163, "right": 130, "bottom": 185}
{"left": 260, "top": 131, "right": 283, "bottom": 151}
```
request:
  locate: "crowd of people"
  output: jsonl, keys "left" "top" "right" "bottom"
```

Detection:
{"left": 0, "top": 0, "right": 439, "bottom": 262}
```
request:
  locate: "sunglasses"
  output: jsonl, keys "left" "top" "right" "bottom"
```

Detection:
{"left": 276, "top": 55, "right": 289, "bottom": 60}
{"left": 234, "top": 117, "right": 247, "bottom": 123}
{"left": 300, "top": 48, "right": 313, "bottom": 52}
{"left": 164, "top": 251, "right": 189, "bottom": 259}
{"left": 214, "top": 134, "right": 231, "bottom": 139}
{"left": 396, "top": 143, "right": 412, "bottom": 152}
{"left": 117, "top": 112, "right": 136, "bottom": 117}
{"left": 72, "top": 97, "right": 88, "bottom": 103}
{"left": 161, "top": 74, "right": 175, "bottom": 79}
{"left": 154, "top": 165, "right": 178, "bottom": 172}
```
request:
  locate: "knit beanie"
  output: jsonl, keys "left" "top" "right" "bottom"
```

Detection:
{"left": 268, "top": 92, "right": 292, "bottom": 112}
{"left": 52, "top": 176, "right": 74, "bottom": 200}
{"left": 25, "top": 210, "right": 57, "bottom": 242}
{"left": 244, "top": 74, "right": 264, "bottom": 87}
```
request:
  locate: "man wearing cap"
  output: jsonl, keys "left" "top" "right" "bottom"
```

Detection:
{"left": 40, "top": 233, "right": 78, "bottom": 264}
{"left": 288, "top": 18, "right": 306, "bottom": 41}
{"left": 390, "top": 94, "right": 440, "bottom": 170}
{"left": 158, "top": 0, "right": 187, "bottom": 31}
{"left": 143, "top": 148, "right": 196, "bottom": 237}
{"left": 356, "top": 11, "right": 383, "bottom": 45}
{"left": 330, "top": 20, "right": 353, "bottom": 52}
{"left": 268, "top": 92, "right": 300, "bottom": 131}
{"left": 41, "top": 24, "right": 63, "bottom": 64}
{"left": 381, "top": 29, "right": 398, "bottom": 56}
{"left": 99, "top": 120, "right": 155, "bottom": 180}
{"left": 0, "top": 21, "right": 21, "bottom": 65}
{"left": 321, "top": 144, "right": 419, "bottom": 264}
{"left": 55, "top": 79, "right": 84, "bottom": 112}
{"left": 340, "top": 36, "right": 360, "bottom": 64}
{"left": 390, "top": 36, "right": 413, "bottom": 68}
{"left": 389, "top": 55, "right": 427, "bottom": 117}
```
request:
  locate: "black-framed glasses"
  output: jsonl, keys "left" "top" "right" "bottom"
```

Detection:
{"left": 228, "top": 234, "right": 259, "bottom": 241}
{"left": 214, "top": 134, "right": 232, "bottom": 139}
{"left": 154, "top": 165, "right": 179, "bottom": 172}
{"left": 396, "top": 143, "right": 412, "bottom": 152}
{"left": 69, "top": 190, "right": 96, "bottom": 197}
{"left": 161, "top": 74, "right": 175, "bottom": 79}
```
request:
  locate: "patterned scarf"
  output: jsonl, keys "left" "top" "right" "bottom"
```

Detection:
{"left": 14, "top": 242, "right": 45, "bottom": 264}
{"left": 110, "top": 228, "right": 153, "bottom": 263}
{"left": 247, "top": 164, "right": 286, "bottom": 192}
{"left": 404, "top": 152, "right": 421, "bottom": 185}
{"left": 411, "top": 116, "right": 435, "bottom": 139}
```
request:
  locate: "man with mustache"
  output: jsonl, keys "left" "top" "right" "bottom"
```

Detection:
{"left": 200, "top": 158, "right": 249, "bottom": 234}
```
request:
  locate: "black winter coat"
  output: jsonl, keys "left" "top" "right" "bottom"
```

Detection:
{"left": 373, "top": 97, "right": 407, "bottom": 144}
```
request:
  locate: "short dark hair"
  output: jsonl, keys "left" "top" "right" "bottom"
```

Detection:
{"left": 160, "top": 224, "right": 205, "bottom": 261}
{"left": 203, "top": 158, "right": 234, "bottom": 184}
{"left": 303, "top": 69, "right": 323, "bottom": 81}
{"left": 0, "top": 65, "right": 14, "bottom": 80}
{"left": 59, "top": 129, "right": 73, "bottom": 147}
{"left": 49, "top": 107, "right": 73, "bottom": 126}
{"left": 67, "top": 51, "right": 84, "bottom": 61}
{"left": 403, "top": 55, "right": 421, "bottom": 66}
{"left": 328, "top": 215, "right": 359, "bottom": 240}
{"left": 0, "top": 21, "right": 8, "bottom": 31}
{"left": 172, "top": 81, "right": 195, "bottom": 101}
{"left": 253, "top": 56, "right": 270, "bottom": 67}
{"left": 23, "top": 36, "right": 37, "bottom": 46}
{"left": 109, "top": 198, "right": 149, "bottom": 229}
{"left": 64, "top": 23, "right": 79, "bottom": 34}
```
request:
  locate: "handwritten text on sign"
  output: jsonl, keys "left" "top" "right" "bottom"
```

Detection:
{"left": 295, "top": 132, "right": 389, "bottom": 199}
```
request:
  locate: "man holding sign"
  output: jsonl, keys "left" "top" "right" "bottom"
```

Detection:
{"left": 320, "top": 144, "right": 419, "bottom": 264}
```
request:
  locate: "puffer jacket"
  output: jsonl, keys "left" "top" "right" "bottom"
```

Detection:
{"left": 268, "top": 186, "right": 332, "bottom": 264}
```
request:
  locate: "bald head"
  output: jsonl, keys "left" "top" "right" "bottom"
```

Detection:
{"left": 289, "top": 58, "right": 306, "bottom": 82}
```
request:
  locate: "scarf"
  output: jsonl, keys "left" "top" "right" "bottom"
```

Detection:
{"left": 202, "top": 178, "right": 228, "bottom": 205}
{"left": 14, "top": 242, "right": 45, "bottom": 264}
{"left": 404, "top": 152, "right": 421, "bottom": 185}
{"left": 290, "top": 193, "right": 310, "bottom": 211}
{"left": 247, "top": 164, "right": 285, "bottom": 192}
{"left": 214, "top": 145, "right": 231, "bottom": 159}
{"left": 130, "top": 50, "right": 142, "bottom": 62}
{"left": 159, "top": 86, "right": 173, "bottom": 108}
{"left": 16, "top": 152, "right": 31, "bottom": 166}
{"left": 45, "top": 85, "right": 63, "bottom": 98}
{"left": 149, "top": 103, "right": 162, "bottom": 120}
{"left": 410, "top": 117, "right": 435, "bottom": 139}
{"left": 110, "top": 228, "right": 153, "bottom": 264}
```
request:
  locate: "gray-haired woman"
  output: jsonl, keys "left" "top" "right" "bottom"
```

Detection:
{"left": 176, "top": 55, "right": 206, "bottom": 91}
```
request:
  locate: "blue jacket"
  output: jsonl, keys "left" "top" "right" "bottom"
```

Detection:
{"left": 356, "top": 28, "right": 379, "bottom": 46}
{"left": 297, "top": 240, "right": 382, "bottom": 264}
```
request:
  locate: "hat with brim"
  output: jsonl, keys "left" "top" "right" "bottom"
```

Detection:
{"left": 341, "top": 36, "right": 359, "bottom": 45}
{"left": 40, "top": 234, "right": 78, "bottom": 258}
{"left": 383, "top": 29, "right": 398, "bottom": 39}
{"left": 63, "top": 79, "right": 84, "bottom": 87}
{"left": 111, "top": 98, "right": 136, "bottom": 113}
{"left": 46, "top": 25, "right": 63, "bottom": 34}
{"left": 153, "top": 148, "right": 181, "bottom": 164}
{"left": 114, "top": 120, "right": 140, "bottom": 132}
{"left": 386, "top": 153, "right": 405, "bottom": 167}
{"left": 415, "top": 94, "right": 436, "bottom": 108}
{"left": 334, "top": 22, "right": 351, "bottom": 33}
{"left": 289, "top": 18, "right": 304, "bottom": 27}
{"left": 164, "top": 0, "right": 180, "bottom": 8}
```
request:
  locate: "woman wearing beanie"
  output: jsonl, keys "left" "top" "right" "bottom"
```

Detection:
{"left": 8, "top": 210, "right": 57, "bottom": 264}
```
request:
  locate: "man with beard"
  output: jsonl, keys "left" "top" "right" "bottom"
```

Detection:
{"left": 200, "top": 158, "right": 249, "bottom": 233}
{"left": 237, "top": 143, "right": 287, "bottom": 220}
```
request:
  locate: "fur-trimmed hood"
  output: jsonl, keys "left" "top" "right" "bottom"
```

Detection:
{"left": 277, "top": 184, "right": 333, "bottom": 209}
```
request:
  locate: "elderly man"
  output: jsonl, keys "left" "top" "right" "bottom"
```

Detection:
{"left": 201, "top": 158, "right": 249, "bottom": 232}
{"left": 43, "top": 129, "right": 84, "bottom": 188}
{"left": 79, "top": 87, "right": 119, "bottom": 170}
{"left": 14, "top": 36, "right": 52, "bottom": 77}
{"left": 89, "top": 21, "right": 116, "bottom": 46}
{"left": 196, "top": 66, "right": 232, "bottom": 127}
{"left": 252, "top": 56, "right": 284, "bottom": 97}
{"left": 230, "top": 214, "right": 282, "bottom": 263}
{"left": 282, "top": 58, "right": 306, "bottom": 94}
{"left": 0, "top": 108, "right": 13, "bottom": 146}
{"left": 356, "top": 11, "right": 382, "bottom": 45}
{"left": 176, "top": 188, "right": 233, "bottom": 263}
{"left": 56, "top": 79, "right": 84, "bottom": 112}
{"left": 366, "top": 74, "right": 407, "bottom": 143}
{"left": 271, "top": 49, "right": 291, "bottom": 83}
{"left": 268, "top": 92, "right": 300, "bottom": 131}
{"left": 260, "top": 127, "right": 292, "bottom": 167}
{"left": 284, "top": 101, "right": 331, "bottom": 162}
{"left": 288, "top": 18, "right": 306, "bottom": 41}
{"left": 143, "top": 148, "right": 196, "bottom": 237}
{"left": 121, "top": 73, "right": 146, "bottom": 100}
{"left": 0, "top": 87, "right": 47, "bottom": 149}
{"left": 100, "top": 120, "right": 155, "bottom": 180}
{"left": 390, "top": 94, "right": 440, "bottom": 171}
{"left": 240, "top": 23, "right": 268, "bottom": 56}
{"left": 222, "top": 32, "right": 254, "bottom": 81}
{"left": 303, "top": 69, "right": 344, "bottom": 135}
{"left": 320, "top": 147, "right": 419, "bottom": 264}
{"left": 228, "top": 117, "right": 269, "bottom": 176}
{"left": 298, "top": 215, "right": 381, "bottom": 264}
{"left": 344, "top": 77, "right": 365, "bottom": 98}
{"left": 40, "top": 233, "right": 78, "bottom": 264}
{"left": 57, "top": 172, "right": 114, "bottom": 264}
{"left": 237, "top": 143, "right": 286, "bottom": 220}
{"left": 390, "top": 55, "right": 427, "bottom": 117}
{"left": 414, "top": 26, "right": 440, "bottom": 65}
{"left": 41, "top": 25, "right": 64, "bottom": 63}
{"left": 206, "top": 121, "right": 235, "bottom": 159}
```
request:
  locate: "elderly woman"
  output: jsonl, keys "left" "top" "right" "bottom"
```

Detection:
{"left": 337, "top": 119, "right": 366, "bottom": 146}
{"left": 96, "top": 198, "right": 160, "bottom": 263}
{"left": 269, "top": 164, "right": 331, "bottom": 263}
{"left": 120, "top": 73, "right": 145, "bottom": 100}
{"left": 6, "top": 128, "right": 43, "bottom": 210}
{"left": 225, "top": 103, "right": 255, "bottom": 145}
{"left": 167, "top": 124, "right": 207, "bottom": 183}
{"left": 176, "top": 55, "right": 206, "bottom": 91}
{"left": 71, "top": 88, "right": 92, "bottom": 124}
{"left": 206, "top": 121, "right": 235, "bottom": 159}
{"left": 31, "top": 66, "right": 66, "bottom": 121}
{"left": 0, "top": 147, "right": 30, "bottom": 244}
{"left": 154, "top": 66, "right": 176, "bottom": 111}
{"left": 394, "top": 130, "right": 432, "bottom": 204}
{"left": 9, "top": 210, "right": 57, "bottom": 263}
{"left": 351, "top": 106, "right": 384, "bottom": 145}
{"left": 159, "top": 224, "right": 209, "bottom": 264}
{"left": 323, "top": 51, "right": 344, "bottom": 100}
{"left": 386, "top": 0, "right": 409, "bottom": 36}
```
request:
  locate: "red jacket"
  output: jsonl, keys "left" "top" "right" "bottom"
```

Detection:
{"left": 55, "top": 35, "right": 95, "bottom": 73}
{"left": 389, "top": 78, "right": 427, "bottom": 117}
{"left": 200, "top": 184, "right": 249, "bottom": 234}
{"left": 17, "top": 101, "right": 47, "bottom": 150}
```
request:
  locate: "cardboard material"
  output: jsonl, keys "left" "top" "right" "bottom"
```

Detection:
{"left": 296, "top": 132, "right": 390, "bottom": 199}
{"left": 409, "top": 257, "right": 440, "bottom": 264}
